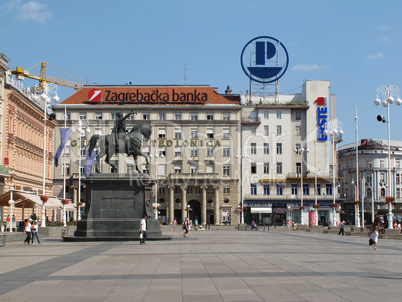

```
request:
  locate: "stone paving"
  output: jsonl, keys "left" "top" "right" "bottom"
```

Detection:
{"left": 0, "top": 227, "right": 401, "bottom": 302}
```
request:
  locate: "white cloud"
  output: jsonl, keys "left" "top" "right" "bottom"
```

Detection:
{"left": 292, "top": 64, "right": 330, "bottom": 71}
{"left": 4, "top": 0, "right": 53, "bottom": 22}
{"left": 367, "top": 53, "right": 385, "bottom": 60}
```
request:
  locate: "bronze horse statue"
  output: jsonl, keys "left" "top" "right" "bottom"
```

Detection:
{"left": 87, "top": 124, "right": 152, "bottom": 173}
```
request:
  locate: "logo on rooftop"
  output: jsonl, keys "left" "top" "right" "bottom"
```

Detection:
{"left": 88, "top": 89, "right": 102, "bottom": 103}
{"left": 240, "top": 36, "right": 289, "bottom": 84}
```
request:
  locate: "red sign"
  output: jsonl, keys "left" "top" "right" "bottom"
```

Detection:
{"left": 88, "top": 89, "right": 102, "bottom": 103}
{"left": 315, "top": 97, "right": 326, "bottom": 106}
{"left": 361, "top": 139, "right": 368, "bottom": 147}
{"left": 4, "top": 157, "right": 8, "bottom": 165}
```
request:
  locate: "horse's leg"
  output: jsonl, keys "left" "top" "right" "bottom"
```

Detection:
{"left": 106, "top": 148, "right": 117, "bottom": 172}
{"left": 133, "top": 155, "right": 140, "bottom": 173}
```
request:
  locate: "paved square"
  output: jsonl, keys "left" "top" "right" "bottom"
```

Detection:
{"left": 0, "top": 228, "right": 401, "bottom": 301}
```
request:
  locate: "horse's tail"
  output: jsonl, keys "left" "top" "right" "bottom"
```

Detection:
{"left": 88, "top": 134, "right": 101, "bottom": 157}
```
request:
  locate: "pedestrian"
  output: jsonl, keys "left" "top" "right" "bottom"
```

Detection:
{"left": 207, "top": 214, "right": 211, "bottom": 230}
{"left": 195, "top": 218, "right": 198, "bottom": 231}
{"left": 286, "top": 220, "right": 290, "bottom": 231}
{"left": 31, "top": 220, "right": 41, "bottom": 244}
{"left": 183, "top": 217, "right": 189, "bottom": 237}
{"left": 140, "top": 215, "right": 147, "bottom": 245}
{"left": 173, "top": 218, "right": 177, "bottom": 232}
{"left": 369, "top": 217, "right": 381, "bottom": 250}
{"left": 338, "top": 221, "right": 345, "bottom": 236}
{"left": 24, "top": 218, "right": 33, "bottom": 245}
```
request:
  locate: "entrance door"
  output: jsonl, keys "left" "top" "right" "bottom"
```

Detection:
{"left": 188, "top": 200, "right": 201, "bottom": 223}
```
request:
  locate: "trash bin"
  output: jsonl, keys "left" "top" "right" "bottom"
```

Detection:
{"left": 0, "top": 234, "right": 5, "bottom": 247}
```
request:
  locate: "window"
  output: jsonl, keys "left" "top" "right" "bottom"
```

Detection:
{"left": 207, "top": 113, "right": 214, "bottom": 120}
{"left": 251, "top": 126, "right": 256, "bottom": 136}
{"left": 366, "top": 160, "right": 373, "bottom": 168}
{"left": 175, "top": 186, "right": 181, "bottom": 194}
{"left": 397, "top": 188, "right": 401, "bottom": 198}
{"left": 264, "top": 143, "right": 269, "bottom": 154}
{"left": 174, "top": 165, "right": 182, "bottom": 173}
{"left": 223, "top": 147, "right": 230, "bottom": 157}
{"left": 206, "top": 164, "right": 214, "bottom": 173}
{"left": 366, "top": 174, "right": 373, "bottom": 185}
{"left": 397, "top": 174, "right": 400, "bottom": 184}
{"left": 303, "top": 184, "right": 309, "bottom": 195}
{"left": 159, "top": 113, "right": 166, "bottom": 120}
{"left": 264, "top": 125, "right": 269, "bottom": 136}
{"left": 65, "top": 143, "right": 71, "bottom": 156}
{"left": 174, "top": 128, "right": 182, "bottom": 139}
{"left": 62, "top": 163, "right": 70, "bottom": 176}
{"left": 190, "top": 164, "right": 198, "bottom": 173}
{"left": 207, "top": 128, "right": 214, "bottom": 139}
{"left": 277, "top": 111, "right": 282, "bottom": 119}
{"left": 277, "top": 162, "right": 282, "bottom": 174}
{"left": 251, "top": 184, "right": 257, "bottom": 195}
{"left": 251, "top": 143, "right": 257, "bottom": 154}
{"left": 380, "top": 173, "right": 385, "bottom": 182}
{"left": 79, "top": 112, "right": 87, "bottom": 120}
{"left": 295, "top": 111, "right": 301, "bottom": 120}
{"left": 326, "top": 184, "right": 333, "bottom": 195}
{"left": 277, "top": 125, "right": 282, "bottom": 136}
{"left": 295, "top": 126, "right": 301, "bottom": 136}
{"left": 292, "top": 184, "right": 297, "bottom": 195}
{"left": 223, "top": 164, "right": 230, "bottom": 176}
{"left": 158, "top": 147, "right": 166, "bottom": 157}
{"left": 143, "top": 113, "right": 150, "bottom": 120}
{"left": 264, "top": 162, "right": 269, "bottom": 173}
{"left": 190, "top": 147, "right": 198, "bottom": 157}
{"left": 250, "top": 112, "right": 257, "bottom": 122}
{"left": 223, "top": 113, "right": 230, "bottom": 120}
{"left": 397, "top": 160, "right": 401, "bottom": 169}
{"left": 142, "top": 146, "right": 150, "bottom": 156}
{"left": 175, "top": 113, "right": 182, "bottom": 120}
{"left": 190, "top": 128, "right": 198, "bottom": 139}
{"left": 276, "top": 143, "right": 282, "bottom": 154}
{"left": 380, "top": 159, "right": 385, "bottom": 168}
{"left": 223, "top": 128, "right": 230, "bottom": 139}
{"left": 187, "top": 187, "right": 193, "bottom": 194}
{"left": 158, "top": 128, "right": 166, "bottom": 139}
{"left": 158, "top": 187, "right": 165, "bottom": 194}
{"left": 316, "top": 184, "right": 321, "bottom": 195}
{"left": 65, "top": 113, "right": 71, "bottom": 120}
{"left": 264, "top": 111, "right": 269, "bottom": 119}
{"left": 251, "top": 162, "right": 257, "bottom": 174}
{"left": 263, "top": 184, "right": 270, "bottom": 195}
{"left": 95, "top": 112, "right": 102, "bottom": 120}
{"left": 207, "top": 146, "right": 214, "bottom": 157}
{"left": 80, "top": 146, "right": 86, "bottom": 156}
{"left": 223, "top": 186, "right": 230, "bottom": 194}
{"left": 191, "top": 113, "right": 198, "bottom": 120}
{"left": 276, "top": 184, "right": 283, "bottom": 195}
{"left": 174, "top": 146, "right": 182, "bottom": 156}
{"left": 296, "top": 163, "right": 301, "bottom": 176}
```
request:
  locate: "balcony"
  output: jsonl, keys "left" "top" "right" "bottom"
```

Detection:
{"left": 241, "top": 117, "right": 261, "bottom": 125}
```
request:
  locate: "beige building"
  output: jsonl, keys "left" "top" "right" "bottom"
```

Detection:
{"left": 52, "top": 85, "right": 241, "bottom": 225}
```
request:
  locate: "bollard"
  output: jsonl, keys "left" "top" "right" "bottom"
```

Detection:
{"left": 0, "top": 234, "right": 5, "bottom": 247}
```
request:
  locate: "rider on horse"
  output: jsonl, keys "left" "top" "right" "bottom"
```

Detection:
{"left": 112, "top": 111, "right": 134, "bottom": 152}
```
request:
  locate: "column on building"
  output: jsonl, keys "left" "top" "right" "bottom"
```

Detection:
{"left": 72, "top": 185, "right": 78, "bottom": 221}
{"left": 214, "top": 185, "right": 220, "bottom": 225}
{"left": 168, "top": 185, "right": 174, "bottom": 225}
{"left": 181, "top": 184, "right": 187, "bottom": 223}
{"left": 201, "top": 185, "right": 207, "bottom": 225}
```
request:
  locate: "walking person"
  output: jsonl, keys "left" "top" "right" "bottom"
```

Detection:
{"left": 338, "top": 221, "right": 345, "bottom": 236}
{"left": 140, "top": 215, "right": 147, "bottom": 245}
{"left": 31, "top": 220, "right": 41, "bottom": 244}
{"left": 173, "top": 218, "right": 177, "bottom": 232}
{"left": 183, "top": 218, "right": 189, "bottom": 238}
{"left": 369, "top": 217, "right": 381, "bottom": 250}
{"left": 23, "top": 218, "right": 33, "bottom": 245}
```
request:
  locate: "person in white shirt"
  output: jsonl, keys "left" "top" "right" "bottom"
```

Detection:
{"left": 140, "top": 215, "right": 147, "bottom": 245}
{"left": 31, "top": 220, "right": 41, "bottom": 244}
{"left": 24, "top": 218, "right": 33, "bottom": 245}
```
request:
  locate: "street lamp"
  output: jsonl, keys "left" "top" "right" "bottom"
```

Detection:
{"left": 374, "top": 84, "right": 401, "bottom": 229}
{"left": 236, "top": 153, "right": 248, "bottom": 224}
{"left": 325, "top": 119, "right": 343, "bottom": 226}
{"left": 33, "top": 84, "right": 58, "bottom": 227}
{"left": 294, "top": 142, "right": 309, "bottom": 225}
{"left": 352, "top": 179, "right": 360, "bottom": 227}
{"left": 72, "top": 119, "right": 90, "bottom": 224}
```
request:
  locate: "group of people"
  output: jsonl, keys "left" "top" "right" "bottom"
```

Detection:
{"left": 23, "top": 218, "right": 41, "bottom": 245}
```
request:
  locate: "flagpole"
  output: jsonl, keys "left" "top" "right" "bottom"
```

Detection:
{"left": 63, "top": 105, "right": 67, "bottom": 222}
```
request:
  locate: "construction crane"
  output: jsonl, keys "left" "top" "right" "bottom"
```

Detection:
{"left": 11, "top": 61, "right": 84, "bottom": 90}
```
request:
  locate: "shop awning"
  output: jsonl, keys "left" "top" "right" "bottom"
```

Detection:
{"left": 251, "top": 207, "right": 272, "bottom": 214}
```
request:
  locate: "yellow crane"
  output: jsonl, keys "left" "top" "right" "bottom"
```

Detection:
{"left": 11, "top": 61, "right": 84, "bottom": 90}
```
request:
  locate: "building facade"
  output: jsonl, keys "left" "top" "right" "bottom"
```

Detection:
{"left": 338, "top": 139, "right": 402, "bottom": 225}
{"left": 239, "top": 81, "right": 343, "bottom": 226}
{"left": 52, "top": 85, "right": 241, "bottom": 225}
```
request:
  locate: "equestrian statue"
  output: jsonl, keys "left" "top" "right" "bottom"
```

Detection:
{"left": 87, "top": 111, "right": 152, "bottom": 173}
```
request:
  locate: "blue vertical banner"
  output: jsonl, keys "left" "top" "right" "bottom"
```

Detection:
{"left": 54, "top": 128, "right": 73, "bottom": 167}
{"left": 84, "top": 149, "right": 96, "bottom": 178}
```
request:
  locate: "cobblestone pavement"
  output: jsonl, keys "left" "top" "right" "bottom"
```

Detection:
{"left": 0, "top": 227, "right": 401, "bottom": 302}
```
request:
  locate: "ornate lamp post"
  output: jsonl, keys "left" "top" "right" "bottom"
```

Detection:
{"left": 294, "top": 141, "right": 309, "bottom": 225}
{"left": 352, "top": 179, "right": 360, "bottom": 227}
{"left": 374, "top": 84, "right": 401, "bottom": 229}
{"left": 325, "top": 119, "right": 343, "bottom": 226}
{"left": 72, "top": 119, "right": 90, "bottom": 223}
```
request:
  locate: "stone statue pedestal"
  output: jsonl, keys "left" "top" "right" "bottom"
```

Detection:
{"left": 65, "top": 173, "right": 164, "bottom": 241}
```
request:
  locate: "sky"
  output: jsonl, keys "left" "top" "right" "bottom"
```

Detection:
{"left": 2, "top": 0, "right": 402, "bottom": 146}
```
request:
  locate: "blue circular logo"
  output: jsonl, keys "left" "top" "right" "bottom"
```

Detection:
{"left": 240, "top": 36, "right": 289, "bottom": 84}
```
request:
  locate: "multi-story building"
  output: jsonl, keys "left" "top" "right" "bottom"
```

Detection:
{"left": 338, "top": 139, "right": 402, "bottom": 225}
{"left": 0, "top": 53, "right": 58, "bottom": 222}
{"left": 239, "top": 81, "right": 343, "bottom": 226}
{"left": 52, "top": 85, "right": 241, "bottom": 225}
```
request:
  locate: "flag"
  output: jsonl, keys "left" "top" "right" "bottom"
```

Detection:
{"left": 54, "top": 128, "right": 73, "bottom": 167}
{"left": 84, "top": 149, "right": 97, "bottom": 178}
